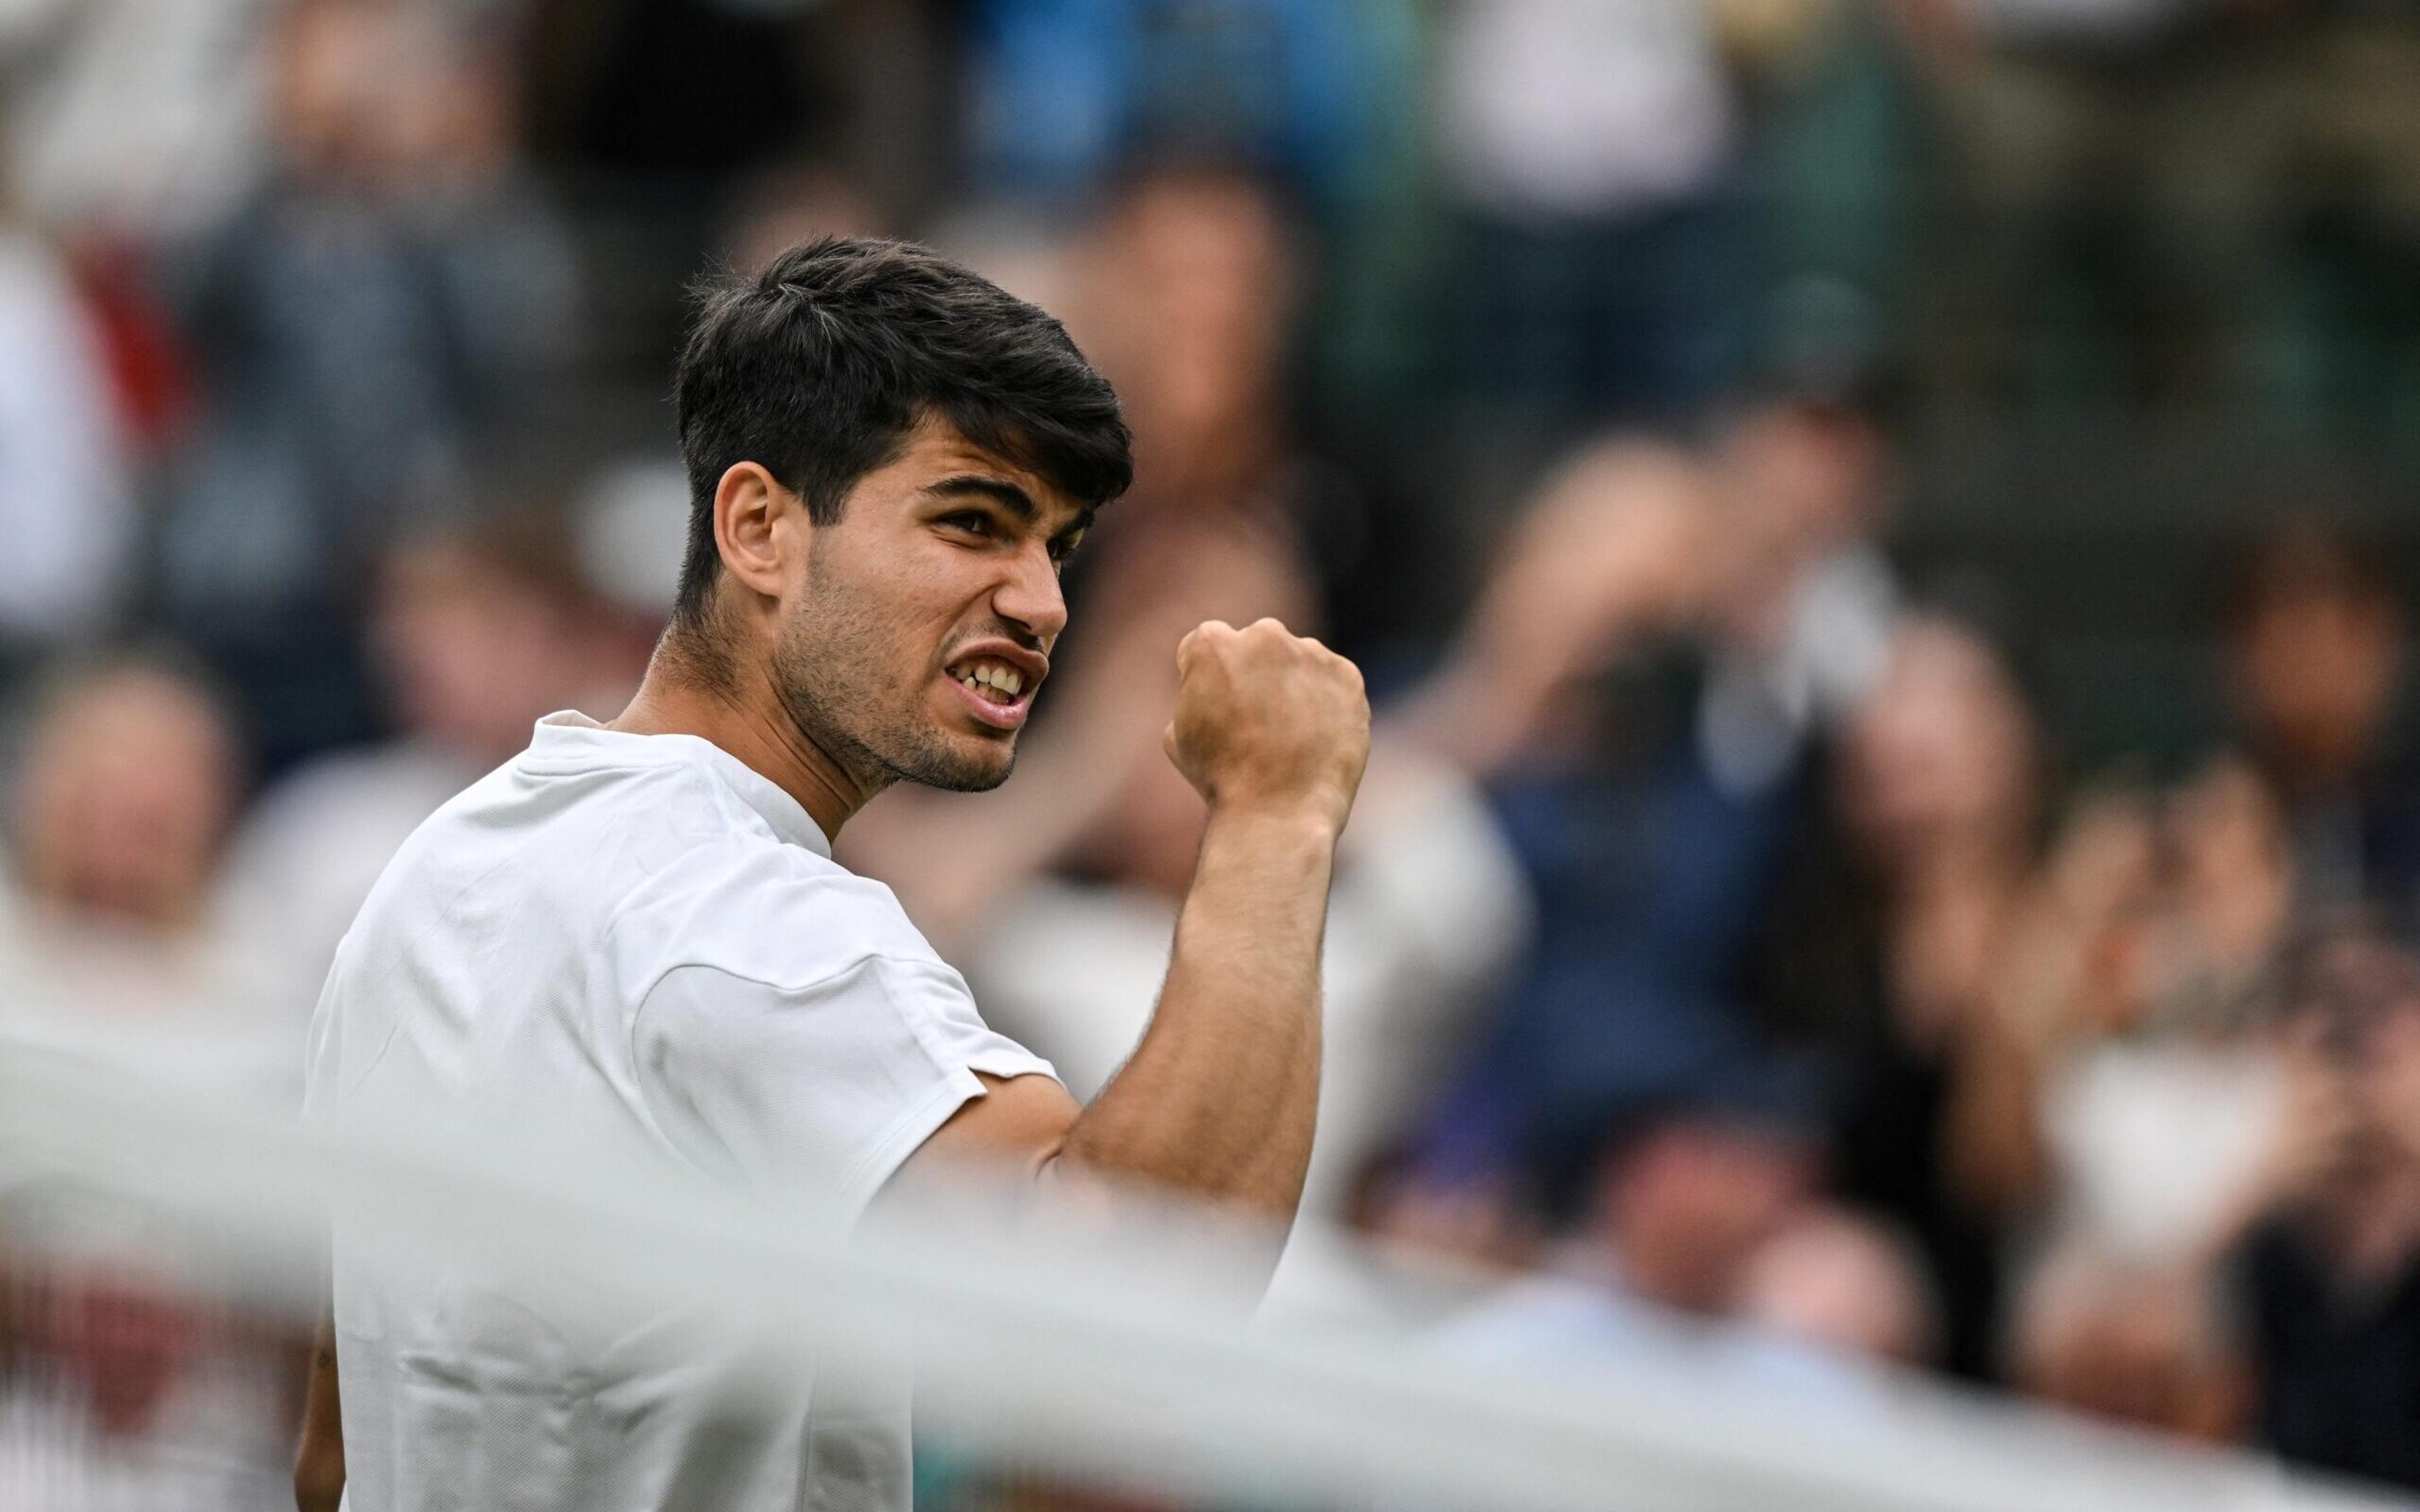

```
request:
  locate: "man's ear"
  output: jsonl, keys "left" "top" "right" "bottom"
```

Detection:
{"left": 712, "top": 462, "right": 806, "bottom": 604}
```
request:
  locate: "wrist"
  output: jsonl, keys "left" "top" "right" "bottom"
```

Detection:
{"left": 1201, "top": 795, "right": 1347, "bottom": 849}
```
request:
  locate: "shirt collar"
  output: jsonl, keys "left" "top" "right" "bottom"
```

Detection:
{"left": 526, "top": 712, "right": 833, "bottom": 858}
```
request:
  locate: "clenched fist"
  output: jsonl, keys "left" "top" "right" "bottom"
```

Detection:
{"left": 1164, "top": 618, "right": 1369, "bottom": 834}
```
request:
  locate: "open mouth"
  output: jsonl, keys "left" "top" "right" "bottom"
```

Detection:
{"left": 944, "top": 655, "right": 1036, "bottom": 730}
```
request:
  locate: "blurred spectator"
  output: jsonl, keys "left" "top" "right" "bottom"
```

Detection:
{"left": 1436, "top": 1091, "right": 1911, "bottom": 1414}
{"left": 1562, "top": 1094, "right": 1820, "bottom": 1320}
{"left": 1405, "top": 387, "right": 1898, "bottom": 805}
{"left": 2225, "top": 922, "right": 2420, "bottom": 1489}
{"left": 6, "top": 659, "right": 233, "bottom": 924}
{"left": 228, "top": 505, "right": 640, "bottom": 1033}
{"left": 1063, "top": 161, "right": 1401, "bottom": 655}
{"left": 156, "top": 0, "right": 579, "bottom": 760}
{"left": 1071, "top": 163, "right": 1300, "bottom": 526}
{"left": 1749, "top": 607, "right": 2044, "bottom": 1377}
{"left": 1437, "top": 0, "right": 1743, "bottom": 426}
{"left": 1400, "top": 387, "right": 1897, "bottom": 1211}
{"left": 0, "top": 653, "right": 295, "bottom": 1508}
{"left": 1960, "top": 762, "right": 2294, "bottom": 1295}
{"left": 2037, "top": 765, "right": 2293, "bottom": 1257}
{"left": 0, "top": 653, "right": 279, "bottom": 1084}
{"left": 2222, "top": 522, "right": 2420, "bottom": 925}
{"left": 0, "top": 200, "right": 134, "bottom": 669}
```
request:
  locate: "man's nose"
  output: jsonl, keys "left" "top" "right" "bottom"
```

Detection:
{"left": 993, "top": 541, "right": 1068, "bottom": 646}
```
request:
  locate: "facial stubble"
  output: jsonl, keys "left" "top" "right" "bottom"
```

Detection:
{"left": 769, "top": 558, "right": 1018, "bottom": 798}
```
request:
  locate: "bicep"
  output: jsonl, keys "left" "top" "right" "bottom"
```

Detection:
{"left": 886, "top": 1070, "right": 1082, "bottom": 1202}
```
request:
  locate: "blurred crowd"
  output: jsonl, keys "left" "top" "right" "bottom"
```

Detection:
{"left": 1, "top": 0, "right": 2420, "bottom": 1506}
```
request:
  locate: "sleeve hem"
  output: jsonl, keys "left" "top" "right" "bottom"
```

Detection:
{"left": 833, "top": 1051, "right": 1061, "bottom": 1223}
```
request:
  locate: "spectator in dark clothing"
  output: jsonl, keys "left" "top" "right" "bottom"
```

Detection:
{"left": 1054, "top": 159, "right": 1408, "bottom": 660}
{"left": 1435, "top": 0, "right": 1746, "bottom": 429}
{"left": 2223, "top": 523, "right": 2420, "bottom": 929}
{"left": 1400, "top": 391, "right": 1898, "bottom": 1208}
{"left": 2240, "top": 1227, "right": 2420, "bottom": 1489}
{"left": 1748, "top": 609, "right": 2046, "bottom": 1380}
{"left": 156, "top": 0, "right": 579, "bottom": 765}
{"left": 2230, "top": 922, "right": 2420, "bottom": 1490}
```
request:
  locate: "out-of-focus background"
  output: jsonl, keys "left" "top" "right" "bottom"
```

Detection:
{"left": 7, "top": 0, "right": 2420, "bottom": 1505}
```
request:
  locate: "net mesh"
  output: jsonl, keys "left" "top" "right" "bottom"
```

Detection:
{"left": 0, "top": 1031, "right": 2405, "bottom": 1512}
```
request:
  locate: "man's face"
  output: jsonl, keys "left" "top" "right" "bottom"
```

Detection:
{"left": 769, "top": 419, "right": 1091, "bottom": 795}
{"left": 2233, "top": 590, "right": 2402, "bottom": 781}
{"left": 16, "top": 672, "right": 238, "bottom": 926}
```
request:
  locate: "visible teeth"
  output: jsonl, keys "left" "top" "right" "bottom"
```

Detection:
{"left": 953, "top": 658, "right": 1021, "bottom": 696}
{"left": 952, "top": 662, "right": 1024, "bottom": 699}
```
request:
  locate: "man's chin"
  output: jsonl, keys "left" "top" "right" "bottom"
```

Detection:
{"left": 892, "top": 735, "right": 1015, "bottom": 794}
{"left": 930, "top": 759, "right": 1013, "bottom": 794}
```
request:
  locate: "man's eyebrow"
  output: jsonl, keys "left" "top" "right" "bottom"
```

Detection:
{"left": 1056, "top": 504, "right": 1100, "bottom": 542}
{"left": 925, "top": 474, "right": 1037, "bottom": 523}
{"left": 927, "top": 474, "right": 1095, "bottom": 540}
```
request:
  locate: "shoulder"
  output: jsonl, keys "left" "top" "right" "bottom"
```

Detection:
{"left": 609, "top": 820, "right": 945, "bottom": 994}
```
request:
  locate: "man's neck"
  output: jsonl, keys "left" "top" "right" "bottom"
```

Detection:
{"left": 609, "top": 644, "right": 877, "bottom": 840}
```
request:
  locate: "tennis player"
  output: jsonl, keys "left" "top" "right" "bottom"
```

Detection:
{"left": 292, "top": 236, "right": 1368, "bottom": 1511}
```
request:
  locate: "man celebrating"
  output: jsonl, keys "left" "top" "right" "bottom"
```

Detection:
{"left": 296, "top": 238, "right": 1369, "bottom": 1511}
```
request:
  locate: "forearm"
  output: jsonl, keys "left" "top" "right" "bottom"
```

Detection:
{"left": 1053, "top": 806, "right": 1338, "bottom": 1220}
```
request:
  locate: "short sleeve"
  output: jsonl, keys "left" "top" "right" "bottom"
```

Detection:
{"left": 633, "top": 955, "right": 1057, "bottom": 1219}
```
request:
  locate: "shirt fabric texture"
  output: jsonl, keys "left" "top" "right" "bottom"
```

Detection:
{"left": 304, "top": 713, "right": 1053, "bottom": 1512}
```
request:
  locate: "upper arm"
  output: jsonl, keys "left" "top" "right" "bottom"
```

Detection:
{"left": 887, "top": 1070, "right": 1083, "bottom": 1201}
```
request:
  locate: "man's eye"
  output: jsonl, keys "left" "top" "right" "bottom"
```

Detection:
{"left": 944, "top": 513, "right": 994, "bottom": 538}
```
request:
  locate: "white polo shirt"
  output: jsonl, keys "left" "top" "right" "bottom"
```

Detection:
{"left": 304, "top": 713, "right": 1054, "bottom": 1512}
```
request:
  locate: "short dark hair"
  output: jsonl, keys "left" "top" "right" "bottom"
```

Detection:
{"left": 669, "top": 236, "right": 1132, "bottom": 628}
{"left": 2222, "top": 518, "right": 2401, "bottom": 639}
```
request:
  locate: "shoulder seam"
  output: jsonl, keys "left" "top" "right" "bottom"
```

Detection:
{"left": 633, "top": 952, "right": 957, "bottom": 1011}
